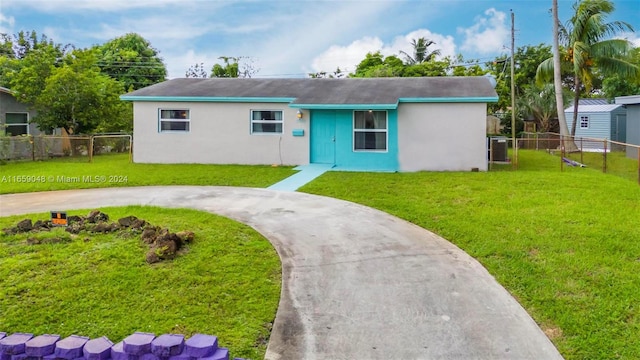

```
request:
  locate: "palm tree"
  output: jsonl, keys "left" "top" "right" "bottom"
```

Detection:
{"left": 551, "top": 0, "right": 572, "bottom": 149}
{"left": 400, "top": 37, "right": 441, "bottom": 65}
{"left": 537, "top": 0, "right": 639, "bottom": 138}
{"left": 519, "top": 83, "right": 566, "bottom": 132}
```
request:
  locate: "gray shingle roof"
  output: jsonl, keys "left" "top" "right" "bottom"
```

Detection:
{"left": 122, "top": 77, "right": 498, "bottom": 106}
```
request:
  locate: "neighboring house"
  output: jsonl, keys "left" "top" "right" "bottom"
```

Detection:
{"left": 569, "top": 98, "right": 610, "bottom": 106}
{"left": 121, "top": 77, "right": 498, "bottom": 172}
{"left": 564, "top": 103, "right": 627, "bottom": 151}
{"left": 486, "top": 115, "right": 503, "bottom": 135}
{"left": 615, "top": 95, "right": 640, "bottom": 159}
{"left": 0, "top": 87, "right": 40, "bottom": 136}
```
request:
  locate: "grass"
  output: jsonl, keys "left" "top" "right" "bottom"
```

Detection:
{"left": 300, "top": 150, "right": 640, "bottom": 359}
{"left": 0, "top": 153, "right": 296, "bottom": 194}
{"left": 564, "top": 150, "right": 640, "bottom": 184}
{"left": 0, "top": 206, "right": 281, "bottom": 360}
{"left": 3, "top": 150, "right": 640, "bottom": 358}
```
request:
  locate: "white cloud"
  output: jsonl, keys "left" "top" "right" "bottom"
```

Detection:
{"left": 0, "top": 12, "right": 16, "bottom": 34}
{"left": 239, "top": 1, "right": 396, "bottom": 77}
{"left": 618, "top": 32, "right": 640, "bottom": 47}
{"left": 458, "top": 8, "right": 509, "bottom": 54}
{"left": 387, "top": 30, "right": 457, "bottom": 62}
{"left": 164, "top": 49, "right": 218, "bottom": 79}
{"left": 3, "top": 0, "right": 192, "bottom": 12}
{"left": 310, "top": 29, "right": 457, "bottom": 74}
{"left": 311, "top": 37, "right": 384, "bottom": 74}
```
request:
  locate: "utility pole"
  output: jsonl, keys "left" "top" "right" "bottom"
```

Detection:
{"left": 510, "top": 10, "right": 517, "bottom": 169}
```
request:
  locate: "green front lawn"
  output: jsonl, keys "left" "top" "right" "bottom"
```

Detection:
{"left": 3, "top": 150, "right": 640, "bottom": 359}
{"left": 0, "top": 206, "right": 281, "bottom": 360}
{"left": 300, "top": 150, "right": 640, "bottom": 359}
{"left": 0, "top": 153, "right": 296, "bottom": 194}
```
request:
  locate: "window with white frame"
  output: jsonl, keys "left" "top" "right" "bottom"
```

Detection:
{"left": 159, "top": 109, "right": 190, "bottom": 132}
{"left": 251, "top": 110, "right": 283, "bottom": 134}
{"left": 354, "top": 110, "right": 387, "bottom": 151}
{"left": 5, "top": 113, "right": 29, "bottom": 136}
{"left": 580, "top": 116, "right": 589, "bottom": 129}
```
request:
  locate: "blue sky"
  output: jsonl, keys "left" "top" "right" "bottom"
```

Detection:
{"left": 1, "top": 0, "right": 639, "bottom": 79}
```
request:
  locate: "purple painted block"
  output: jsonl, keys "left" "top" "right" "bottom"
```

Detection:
{"left": 25, "top": 334, "right": 60, "bottom": 357}
{"left": 10, "top": 354, "right": 28, "bottom": 360}
{"left": 201, "top": 348, "right": 228, "bottom": 360}
{"left": 151, "top": 334, "right": 184, "bottom": 358}
{"left": 111, "top": 342, "right": 138, "bottom": 360}
{"left": 0, "top": 333, "right": 34, "bottom": 355}
{"left": 139, "top": 353, "right": 159, "bottom": 360}
{"left": 0, "top": 334, "right": 5, "bottom": 341}
{"left": 122, "top": 333, "right": 155, "bottom": 356}
{"left": 54, "top": 335, "right": 89, "bottom": 360}
{"left": 166, "top": 349, "right": 190, "bottom": 360}
{"left": 43, "top": 353, "right": 57, "bottom": 360}
{"left": 184, "top": 334, "right": 217, "bottom": 358}
{"left": 83, "top": 337, "right": 113, "bottom": 360}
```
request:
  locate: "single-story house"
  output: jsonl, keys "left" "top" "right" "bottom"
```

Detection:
{"left": 564, "top": 103, "right": 627, "bottom": 151}
{"left": 0, "top": 86, "right": 41, "bottom": 136}
{"left": 120, "top": 77, "right": 498, "bottom": 172}
{"left": 615, "top": 95, "right": 640, "bottom": 159}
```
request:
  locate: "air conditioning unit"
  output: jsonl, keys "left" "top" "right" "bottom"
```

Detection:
{"left": 488, "top": 136, "right": 509, "bottom": 162}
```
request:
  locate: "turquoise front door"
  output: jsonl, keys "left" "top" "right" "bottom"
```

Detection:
{"left": 310, "top": 110, "right": 336, "bottom": 164}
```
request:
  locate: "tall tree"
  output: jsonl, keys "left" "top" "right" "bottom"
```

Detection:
{"left": 537, "top": 0, "right": 639, "bottom": 137}
{"left": 350, "top": 51, "right": 451, "bottom": 78}
{"left": 0, "top": 30, "right": 70, "bottom": 60}
{"left": 602, "top": 47, "right": 640, "bottom": 99}
{"left": 486, "top": 44, "right": 554, "bottom": 131}
{"left": 0, "top": 31, "right": 69, "bottom": 88}
{"left": 185, "top": 63, "right": 208, "bottom": 78}
{"left": 6, "top": 45, "right": 59, "bottom": 105}
{"left": 309, "top": 67, "right": 346, "bottom": 78}
{"left": 551, "top": 0, "right": 572, "bottom": 147}
{"left": 211, "top": 56, "right": 239, "bottom": 78}
{"left": 96, "top": 33, "right": 167, "bottom": 91}
{"left": 210, "top": 56, "right": 258, "bottom": 78}
{"left": 518, "top": 83, "right": 566, "bottom": 132}
{"left": 10, "top": 48, "right": 128, "bottom": 134}
{"left": 399, "top": 37, "right": 441, "bottom": 65}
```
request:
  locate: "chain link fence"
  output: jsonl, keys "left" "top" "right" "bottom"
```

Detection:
{"left": 515, "top": 132, "right": 640, "bottom": 184}
{"left": 0, "top": 134, "right": 131, "bottom": 162}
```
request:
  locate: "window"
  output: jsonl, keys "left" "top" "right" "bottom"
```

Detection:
{"left": 5, "top": 113, "right": 29, "bottom": 136}
{"left": 580, "top": 116, "right": 589, "bottom": 129}
{"left": 159, "top": 109, "right": 190, "bottom": 132}
{"left": 354, "top": 110, "right": 387, "bottom": 151}
{"left": 251, "top": 110, "right": 283, "bottom": 134}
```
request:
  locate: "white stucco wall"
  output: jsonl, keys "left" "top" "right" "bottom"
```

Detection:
{"left": 397, "top": 103, "right": 488, "bottom": 171}
{"left": 132, "top": 102, "right": 310, "bottom": 165}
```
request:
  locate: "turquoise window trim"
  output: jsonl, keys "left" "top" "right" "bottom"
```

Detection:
{"left": 120, "top": 96, "right": 296, "bottom": 103}
{"left": 398, "top": 97, "right": 499, "bottom": 103}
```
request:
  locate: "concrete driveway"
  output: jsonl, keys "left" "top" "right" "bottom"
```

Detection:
{"left": 0, "top": 186, "right": 563, "bottom": 360}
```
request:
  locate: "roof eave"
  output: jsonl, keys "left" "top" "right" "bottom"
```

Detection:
{"left": 289, "top": 103, "right": 398, "bottom": 110}
{"left": 398, "top": 97, "right": 499, "bottom": 103}
{"left": 119, "top": 96, "right": 296, "bottom": 103}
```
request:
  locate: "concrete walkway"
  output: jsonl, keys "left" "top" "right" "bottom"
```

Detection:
{"left": 267, "top": 164, "right": 333, "bottom": 192}
{"left": 0, "top": 187, "right": 563, "bottom": 360}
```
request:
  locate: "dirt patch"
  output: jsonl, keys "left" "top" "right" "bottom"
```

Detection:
{"left": 543, "top": 326, "right": 563, "bottom": 340}
{"left": 2, "top": 210, "right": 195, "bottom": 264}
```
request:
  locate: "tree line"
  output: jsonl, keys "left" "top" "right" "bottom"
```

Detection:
{"left": 1, "top": 0, "right": 638, "bottom": 137}
{"left": 0, "top": 32, "right": 253, "bottom": 135}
